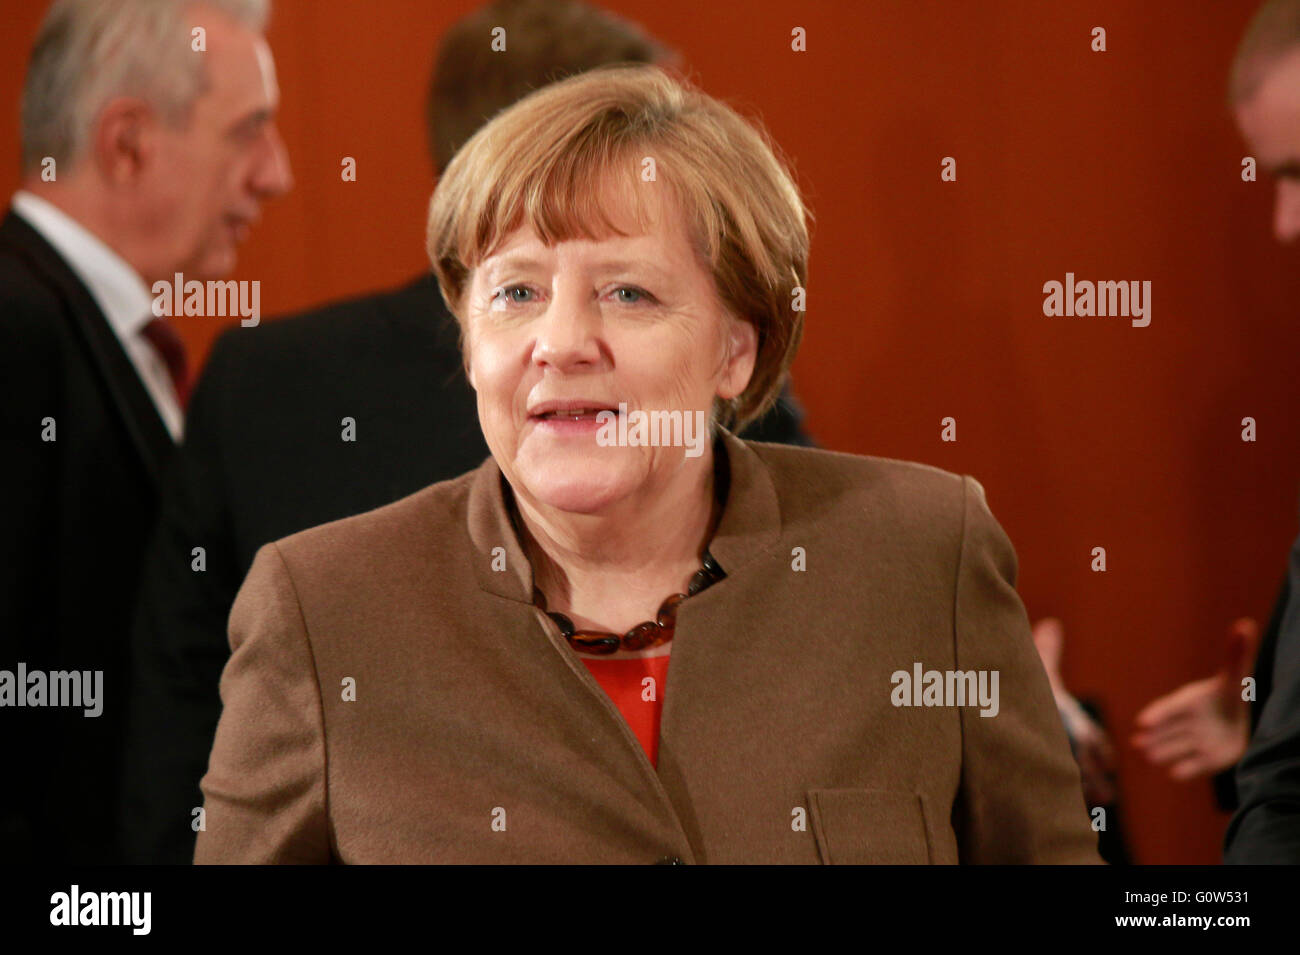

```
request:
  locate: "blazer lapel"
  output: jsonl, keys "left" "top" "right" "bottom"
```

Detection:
{"left": 699, "top": 429, "right": 783, "bottom": 572}
{"left": 0, "top": 211, "right": 173, "bottom": 488}
{"left": 460, "top": 429, "right": 785, "bottom": 861}
{"left": 464, "top": 427, "right": 783, "bottom": 601}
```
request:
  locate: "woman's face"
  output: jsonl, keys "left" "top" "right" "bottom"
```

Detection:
{"left": 462, "top": 181, "right": 757, "bottom": 516}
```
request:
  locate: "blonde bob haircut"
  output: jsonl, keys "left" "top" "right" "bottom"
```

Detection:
{"left": 426, "top": 63, "right": 812, "bottom": 433}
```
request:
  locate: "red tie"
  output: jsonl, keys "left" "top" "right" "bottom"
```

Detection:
{"left": 140, "top": 316, "right": 192, "bottom": 411}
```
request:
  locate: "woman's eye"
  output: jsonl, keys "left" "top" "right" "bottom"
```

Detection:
{"left": 490, "top": 285, "right": 654, "bottom": 307}
{"left": 492, "top": 285, "right": 533, "bottom": 305}
{"left": 614, "top": 286, "right": 653, "bottom": 304}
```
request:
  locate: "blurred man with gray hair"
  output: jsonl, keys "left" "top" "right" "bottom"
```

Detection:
{"left": 0, "top": 0, "right": 290, "bottom": 863}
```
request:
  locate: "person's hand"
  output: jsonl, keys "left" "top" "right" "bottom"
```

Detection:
{"left": 1131, "top": 618, "right": 1259, "bottom": 781}
{"left": 1032, "top": 617, "right": 1119, "bottom": 806}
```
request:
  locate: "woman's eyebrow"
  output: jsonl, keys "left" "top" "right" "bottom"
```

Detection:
{"left": 485, "top": 255, "right": 673, "bottom": 282}
{"left": 590, "top": 259, "right": 672, "bottom": 281}
{"left": 484, "top": 254, "right": 547, "bottom": 280}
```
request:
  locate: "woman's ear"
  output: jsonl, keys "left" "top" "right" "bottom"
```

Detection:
{"left": 717, "top": 315, "right": 758, "bottom": 401}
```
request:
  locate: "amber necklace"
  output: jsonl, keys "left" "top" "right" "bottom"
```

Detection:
{"left": 531, "top": 551, "right": 726, "bottom": 655}
{"left": 510, "top": 446, "right": 729, "bottom": 655}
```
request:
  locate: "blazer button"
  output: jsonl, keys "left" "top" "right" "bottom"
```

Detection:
{"left": 655, "top": 856, "right": 685, "bottom": 864}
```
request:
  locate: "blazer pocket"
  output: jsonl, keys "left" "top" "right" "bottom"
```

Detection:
{"left": 807, "top": 789, "right": 932, "bottom": 864}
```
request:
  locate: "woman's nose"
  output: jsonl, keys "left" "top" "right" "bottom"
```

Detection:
{"left": 532, "top": 291, "right": 603, "bottom": 369}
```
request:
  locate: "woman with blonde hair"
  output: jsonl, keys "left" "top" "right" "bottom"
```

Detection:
{"left": 195, "top": 64, "right": 1099, "bottom": 864}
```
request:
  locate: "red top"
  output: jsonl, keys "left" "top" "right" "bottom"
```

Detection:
{"left": 580, "top": 653, "right": 672, "bottom": 767}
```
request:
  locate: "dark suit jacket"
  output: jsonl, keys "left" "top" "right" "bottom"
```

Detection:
{"left": 194, "top": 430, "right": 1100, "bottom": 863}
{"left": 1212, "top": 485, "right": 1293, "bottom": 815}
{"left": 0, "top": 211, "right": 173, "bottom": 864}
{"left": 120, "top": 274, "right": 813, "bottom": 862}
{"left": 1224, "top": 528, "right": 1300, "bottom": 862}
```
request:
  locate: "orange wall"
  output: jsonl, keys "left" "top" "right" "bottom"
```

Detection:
{"left": 3, "top": 0, "right": 1298, "bottom": 864}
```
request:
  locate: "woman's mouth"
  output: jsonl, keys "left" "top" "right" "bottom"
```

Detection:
{"left": 530, "top": 405, "right": 622, "bottom": 433}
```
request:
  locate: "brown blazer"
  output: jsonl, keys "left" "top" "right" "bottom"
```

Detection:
{"left": 195, "top": 430, "right": 1101, "bottom": 864}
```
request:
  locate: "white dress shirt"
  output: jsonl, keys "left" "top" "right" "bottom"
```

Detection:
{"left": 10, "top": 190, "right": 184, "bottom": 441}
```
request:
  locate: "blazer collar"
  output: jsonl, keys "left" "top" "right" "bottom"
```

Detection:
{"left": 466, "top": 428, "right": 783, "bottom": 603}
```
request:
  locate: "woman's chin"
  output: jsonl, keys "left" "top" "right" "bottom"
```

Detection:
{"left": 518, "top": 467, "right": 639, "bottom": 515}
{"left": 533, "top": 472, "right": 634, "bottom": 511}
{"left": 509, "top": 438, "right": 642, "bottom": 512}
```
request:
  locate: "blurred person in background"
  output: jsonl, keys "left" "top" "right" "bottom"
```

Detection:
{"left": 0, "top": 0, "right": 289, "bottom": 864}
{"left": 1220, "top": 0, "right": 1300, "bottom": 863}
{"left": 1133, "top": 0, "right": 1300, "bottom": 863}
{"left": 1033, "top": 618, "right": 1130, "bottom": 864}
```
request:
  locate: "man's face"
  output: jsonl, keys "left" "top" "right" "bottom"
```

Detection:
{"left": 137, "top": 6, "right": 292, "bottom": 280}
{"left": 1235, "top": 46, "right": 1300, "bottom": 243}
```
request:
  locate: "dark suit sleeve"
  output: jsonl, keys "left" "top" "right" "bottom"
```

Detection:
{"left": 951, "top": 477, "right": 1102, "bottom": 863}
{"left": 118, "top": 334, "right": 246, "bottom": 863}
{"left": 1224, "top": 531, "right": 1300, "bottom": 863}
{"left": 1212, "top": 571, "right": 1290, "bottom": 813}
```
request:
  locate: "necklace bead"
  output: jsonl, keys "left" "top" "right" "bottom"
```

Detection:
{"left": 533, "top": 552, "right": 725, "bottom": 655}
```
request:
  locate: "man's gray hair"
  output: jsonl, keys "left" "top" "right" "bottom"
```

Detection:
{"left": 1230, "top": 0, "right": 1300, "bottom": 105}
{"left": 20, "top": 0, "right": 270, "bottom": 174}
